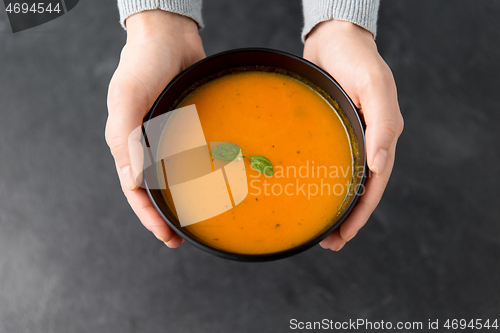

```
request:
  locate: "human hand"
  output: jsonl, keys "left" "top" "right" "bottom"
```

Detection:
{"left": 106, "top": 10, "right": 205, "bottom": 247}
{"left": 303, "top": 20, "right": 404, "bottom": 251}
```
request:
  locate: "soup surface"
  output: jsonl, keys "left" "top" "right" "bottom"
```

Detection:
{"left": 159, "top": 70, "right": 353, "bottom": 254}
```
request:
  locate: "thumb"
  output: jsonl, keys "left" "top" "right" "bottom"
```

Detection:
{"left": 106, "top": 79, "right": 148, "bottom": 191}
{"left": 361, "top": 76, "right": 404, "bottom": 175}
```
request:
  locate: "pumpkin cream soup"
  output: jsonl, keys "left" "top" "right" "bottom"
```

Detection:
{"left": 159, "top": 70, "right": 355, "bottom": 255}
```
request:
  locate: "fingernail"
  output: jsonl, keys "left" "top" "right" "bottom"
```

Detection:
{"left": 164, "top": 241, "right": 171, "bottom": 248}
{"left": 347, "top": 233, "right": 357, "bottom": 242}
{"left": 121, "top": 166, "right": 138, "bottom": 190}
{"left": 153, "top": 233, "right": 165, "bottom": 242}
{"left": 336, "top": 241, "right": 346, "bottom": 251}
{"left": 372, "top": 149, "right": 388, "bottom": 175}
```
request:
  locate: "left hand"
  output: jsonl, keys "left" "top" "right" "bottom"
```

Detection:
{"left": 106, "top": 10, "right": 206, "bottom": 248}
{"left": 303, "top": 20, "right": 404, "bottom": 251}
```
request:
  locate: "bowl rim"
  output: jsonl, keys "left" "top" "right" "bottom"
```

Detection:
{"left": 143, "top": 47, "right": 367, "bottom": 262}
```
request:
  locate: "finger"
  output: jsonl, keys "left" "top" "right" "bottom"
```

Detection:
{"left": 361, "top": 69, "right": 404, "bottom": 176}
{"left": 337, "top": 143, "right": 396, "bottom": 242}
{"left": 319, "top": 229, "right": 346, "bottom": 251}
{"left": 116, "top": 162, "right": 183, "bottom": 247}
{"left": 165, "top": 235, "right": 184, "bottom": 248}
{"left": 106, "top": 74, "right": 151, "bottom": 191}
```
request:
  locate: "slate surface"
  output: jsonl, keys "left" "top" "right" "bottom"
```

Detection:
{"left": 0, "top": 1, "right": 498, "bottom": 332}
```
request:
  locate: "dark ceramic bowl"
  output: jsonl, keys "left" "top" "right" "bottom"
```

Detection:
{"left": 142, "top": 48, "right": 366, "bottom": 261}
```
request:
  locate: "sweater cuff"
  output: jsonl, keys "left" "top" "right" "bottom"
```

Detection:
{"left": 302, "top": 0, "right": 380, "bottom": 41}
{"left": 117, "top": 0, "right": 204, "bottom": 30}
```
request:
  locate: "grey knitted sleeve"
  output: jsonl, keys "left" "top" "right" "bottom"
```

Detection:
{"left": 117, "top": 0, "right": 203, "bottom": 29}
{"left": 302, "top": 0, "right": 380, "bottom": 41}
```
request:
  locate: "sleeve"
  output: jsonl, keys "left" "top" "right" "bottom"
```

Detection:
{"left": 117, "top": 0, "right": 204, "bottom": 30}
{"left": 302, "top": 0, "right": 380, "bottom": 41}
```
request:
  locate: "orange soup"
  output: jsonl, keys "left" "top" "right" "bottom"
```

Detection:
{"left": 159, "top": 70, "right": 354, "bottom": 255}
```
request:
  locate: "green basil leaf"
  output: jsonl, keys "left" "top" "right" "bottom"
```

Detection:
{"left": 211, "top": 142, "right": 241, "bottom": 161}
{"left": 250, "top": 155, "right": 274, "bottom": 175}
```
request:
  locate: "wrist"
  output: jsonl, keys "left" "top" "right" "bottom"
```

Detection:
{"left": 125, "top": 10, "right": 199, "bottom": 42}
{"left": 306, "top": 19, "right": 374, "bottom": 43}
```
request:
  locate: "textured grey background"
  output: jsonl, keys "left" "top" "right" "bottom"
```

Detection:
{"left": 0, "top": 1, "right": 499, "bottom": 332}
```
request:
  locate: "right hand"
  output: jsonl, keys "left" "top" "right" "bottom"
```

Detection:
{"left": 106, "top": 10, "right": 206, "bottom": 247}
{"left": 303, "top": 20, "right": 404, "bottom": 251}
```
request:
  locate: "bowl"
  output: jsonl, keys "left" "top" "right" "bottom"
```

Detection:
{"left": 141, "top": 48, "right": 366, "bottom": 261}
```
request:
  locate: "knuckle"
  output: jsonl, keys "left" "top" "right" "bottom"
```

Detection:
{"left": 107, "top": 79, "right": 132, "bottom": 109}
{"left": 364, "top": 62, "right": 394, "bottom": 87}
{"left": 398, "top": 114, "right": 405, "bottom": 136}
{"left": 380, "top": 118, "right": 400, "bottom": 140}
{"left": 106, "top": 132, "right": 128, "bottom": 161}
{"left": 104, "top": 123, "right": 116, "bottom": 149}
